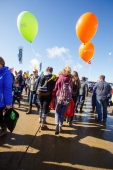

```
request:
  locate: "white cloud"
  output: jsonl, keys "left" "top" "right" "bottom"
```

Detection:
{"left": 46, "top": 46, "right": 69, "bottom": 58}
{"left": 46, "top": 46, "right": 73, "bottom": 66}
{"left": 73, "top": 63, "right": 83, "bottom": 71}
{"left": 109, "top": 52, "right": 112, "bottom": 55}
{"left": 30, "top": 59, "right": 40, "bottom": 70}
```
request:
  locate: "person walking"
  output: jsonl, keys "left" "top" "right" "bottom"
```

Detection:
{"left": 0, "top": 57, "right": 13, "bottom": 137}
{"left": 69, "top": 71, "right": 81, "bottom": 125}
{"left": 93, "top": 75, "right": 111, "bottom": 122}
{"left": 26, "top": 70, "right": 39, "bottom": 114}
{"left": 75, "top": 77, "right": 88, "bottom": 113}
{"left": 12, "top": 81, "right": 21, "bottom": 108}
{"left": 53, "top": 66, "right": 73, "bottom": 135}
{"left": 36, "top": 67, "right": 55, "bottom": 129}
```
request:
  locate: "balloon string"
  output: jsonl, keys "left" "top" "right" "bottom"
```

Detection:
{"left": 81, "top": 62, "right": 87, "bottom": 71}
{"left": 30, "top": 43, "right": 37, "bottom": 56}
{"left": 88, "top": 64, "right": 92, "bottom": 80}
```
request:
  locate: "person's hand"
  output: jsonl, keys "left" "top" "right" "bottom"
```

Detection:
{"left": 6, "top": 105, "right": 12, "bottom": 109}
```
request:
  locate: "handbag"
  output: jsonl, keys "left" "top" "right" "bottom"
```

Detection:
{"left": 4, "top": 108, "right": 19, "bottom": 133}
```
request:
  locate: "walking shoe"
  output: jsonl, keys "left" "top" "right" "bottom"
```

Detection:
{"left": 0, "top": 129, "right": 7, "bottom": 137}
{"left": 75, "top": 109, "right": 78, "bottom": 113}
{"left": 80, "top": 109, "right": 84, "bottom": 113}
{"left": 95, "top": 118, "right": 102, "bottom": 123}
{"left": 40, "top": 125, "right": 47, "bottom": 130}
{"left": 55, "top": 125, "right": 59, "bottom": 135}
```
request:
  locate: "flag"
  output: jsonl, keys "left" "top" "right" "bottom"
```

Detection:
{"left": 39, "top": 62, "right": 42, "bottom": 72}
{"left": 88, "top": 60, "right": 91, "bottom": 64}
{"left": 18, "top": 47, "right": 23, "bottom": 64}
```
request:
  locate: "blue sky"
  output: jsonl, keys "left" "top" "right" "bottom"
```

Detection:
{"left": 0, "top": 0, "right": 113, "bottom": 82}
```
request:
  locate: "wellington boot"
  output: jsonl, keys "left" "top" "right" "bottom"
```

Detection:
{"left": 26, "top": 106, "right": 32, "bottom": 114}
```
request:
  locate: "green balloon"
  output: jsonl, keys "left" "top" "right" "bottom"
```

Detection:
{"left": 17, "top": 11, "right": 38, "bottom": 43}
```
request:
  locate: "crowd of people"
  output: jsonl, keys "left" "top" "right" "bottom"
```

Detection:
{"left": 0, "top": 56, "right": 112, "bottom": 137}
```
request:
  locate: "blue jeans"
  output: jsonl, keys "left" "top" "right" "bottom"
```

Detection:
{"left": 96, "top": 99, "right": 107, "bottom": 121}
{"left": 29, "top": 91, "right": 37, "bottom": 106}
{"left": 55, "top": 104, "right": 68, "bottom": 126}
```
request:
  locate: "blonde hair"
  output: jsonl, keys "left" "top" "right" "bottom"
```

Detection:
{"left": 62, "top": 66, "right": 71, "bottom": 75}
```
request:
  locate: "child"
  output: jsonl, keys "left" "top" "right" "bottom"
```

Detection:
{"left": 13, "top": 81, "right": 21, "bottom": 107}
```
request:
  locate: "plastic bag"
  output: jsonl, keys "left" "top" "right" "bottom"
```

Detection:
{"left": 4, "top": 108, "right": 19, "bottom": 133}
{"left": 64, "top": 100, "right": 74, "bottom": 117}
{"left": 50, "top": 95, "right": 56, "bottom": 110}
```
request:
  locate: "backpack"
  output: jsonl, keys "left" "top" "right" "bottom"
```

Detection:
{"left": 37, "top": 75, "right": 51, "bottom": 96}
{"left": 58, "top": 79, "right": 73, "bottom": 105}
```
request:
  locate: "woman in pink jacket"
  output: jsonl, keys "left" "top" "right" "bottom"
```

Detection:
{"left": 53, "top": 66, "right": 73, "bottom": 135}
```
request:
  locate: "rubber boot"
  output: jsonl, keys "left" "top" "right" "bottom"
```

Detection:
{"left": 26, "top": 106, "right": 32, "bottom": 114}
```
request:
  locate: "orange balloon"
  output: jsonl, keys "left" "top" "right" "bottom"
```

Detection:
{"left": 76, "top": 12, "right": 98, "bottom": 43}
{"left": 79, "top": 42, "right": 95, "bottom": 62}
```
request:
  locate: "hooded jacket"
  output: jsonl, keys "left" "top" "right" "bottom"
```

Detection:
{"left": 53, "top": 74, "right": 72, "bottom": 96}
{"left": 0, "top": 66, "right": 13, "bottom": 107}
{"left": 36, "top": 72, "right": 55, "bottom": 94}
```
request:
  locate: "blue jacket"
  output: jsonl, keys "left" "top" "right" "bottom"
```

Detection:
{"left": 0, "top": 66, "right": 13, "bottom": 107}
